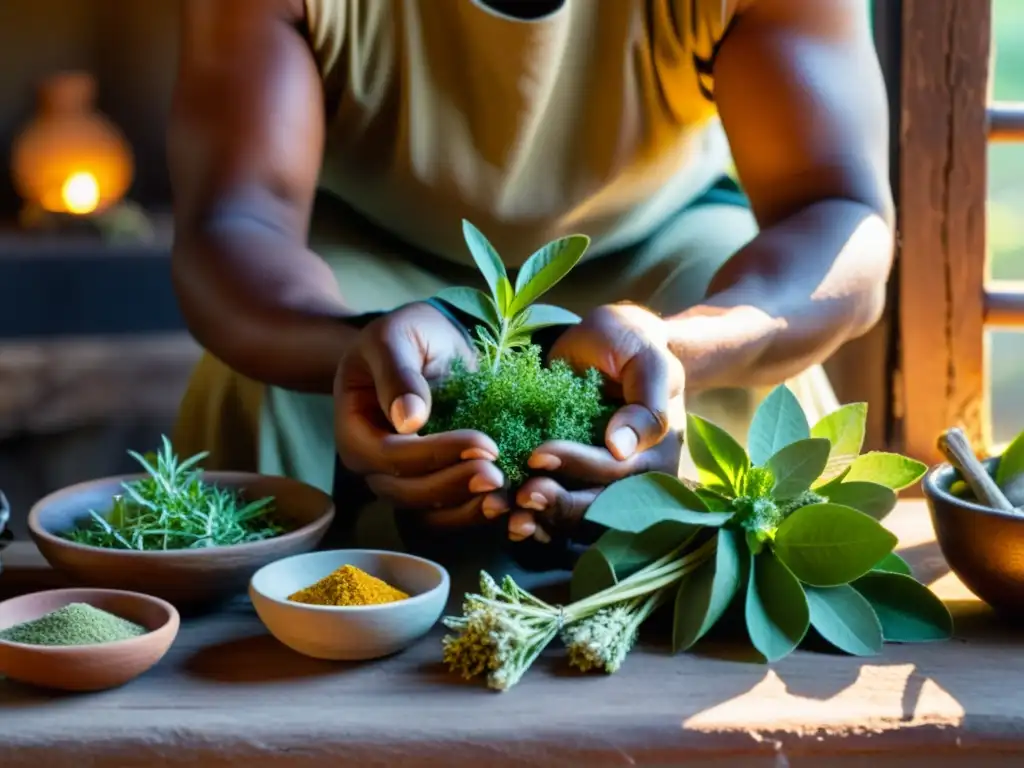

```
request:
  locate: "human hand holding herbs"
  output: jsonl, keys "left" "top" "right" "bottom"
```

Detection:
{"left": 424, "top": 221, "right": 681, "bottom": 541}
{"left": 441, "top": 388, "right": 953, "bottom": 691}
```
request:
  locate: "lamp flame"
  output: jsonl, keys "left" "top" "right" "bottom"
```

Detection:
{"left": 61, "top": 171, "right": 100, "bottom": 215}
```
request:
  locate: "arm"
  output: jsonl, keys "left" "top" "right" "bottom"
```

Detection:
{"left": 669, "top": 0, "right": 894, "bottom": 391}
{"left": 170, "top": 0, "right": 357, "bottom": 392}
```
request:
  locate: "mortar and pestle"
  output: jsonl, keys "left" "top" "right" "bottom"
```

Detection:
{"left": 923, "top": 427, "right": 1024, "bottom": 615}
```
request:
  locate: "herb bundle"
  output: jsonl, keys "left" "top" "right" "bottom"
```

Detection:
{"left": 423, "top": 221, "right": 614, "bottom": 484}
{"left": 441, "top": 386, "right": 953, "bottom": 690}
{"left": 63, "top": 436, "right": 285, "bottom": 551}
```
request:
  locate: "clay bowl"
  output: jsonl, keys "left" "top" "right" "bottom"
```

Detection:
{"left": 0, "top": 587, "right": 179, "bottom": 691}
{"left": 29, "top": 472, "right": 335, "bottom": 611}
{"left": 249, "top": 549, "right": 450, "bottom": 660}
{"left": 923, "top": 457, "right": 1024, "bottom": 615}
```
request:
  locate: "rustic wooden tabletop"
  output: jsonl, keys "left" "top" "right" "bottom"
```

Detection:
{"left": 0, "top": 501, "right": 1017, "bottom": 767}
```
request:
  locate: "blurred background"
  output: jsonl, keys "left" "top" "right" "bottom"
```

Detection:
{"left": 0, "top": 0, "right": 1020, "bottom": 538}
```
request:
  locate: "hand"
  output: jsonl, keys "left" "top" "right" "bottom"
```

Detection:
{"left": 334, "top": 302, "right": 504, "bottom": 528}
{"left": 504, "top": 304, "right": 686, "bottom": 541}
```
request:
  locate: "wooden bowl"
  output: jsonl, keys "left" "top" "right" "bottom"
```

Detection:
{"left": 0, "top": 588, "right": 179, "bottom": 691}
{"left": 250, "top": 549, "right": 450, "bottom": 660}
{"left": 28, "top": 472, "right": 335, "bottom": 611}
{"left": 923, "top": 457, "right": 1024, "bottom": 614}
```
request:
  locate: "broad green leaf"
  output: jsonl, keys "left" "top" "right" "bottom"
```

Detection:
{"left": 823, "top": 481, "right": 897, "bottom": 521}
{"left": 806, "top": 584, "right": 883, "bottom": 656}
{"left": 516, "top": 304, "right": 581, "bottom": 334}
{"left": 673, "top": 528, "right": 743, "bottom": 652}
{"left": 853, "top": 571, "right": 953, "bottom": 642}
{"left": 773, "top": 503, "right": 898, "bottom": 587}
{"left": 745, "top": 549, "right": 809, "bottom": 662}
{"left": 996, "top": 429, "right": 1024, "bottom": 487}
{"left": 686, "top": 414, "right": 750, "bottom": 495}
{"left": 570, "top": 546, "right": 617, "bottom": 601}
{"left": 765, "top": 438, "right": 831, "bottom": 499}
{"left": 584, "top": 521, "right": 699, "bottom": 594}
{"left": 584, "top": 472, "right": 733, "bottom": 533}
{"left": 747, "top": 385, "right": 809, "bottom": 466}
{"left": 843, "top": 452, "right": 927, "bottom": 491}
{"left": 510, "top": 235, "right": 591, "bottom": 315}
{"left": 872, "top": 551, "right": 913, "bottom": 576}
{"left": 497, "top": 276, "right": 515, "bottom": 315}
{"left": 810, "top": 403, "right": 868, "bottom": 486}
{"left": 433, "top": 287, "right": 500, "bottom": 330}
{"left": 461, "top": 220, "right": 508, "bottom": 305}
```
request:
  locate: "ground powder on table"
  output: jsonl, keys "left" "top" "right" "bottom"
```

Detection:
{"left": 0, "top": 603, "right": 147, "bottom": 646}
{"left": 288, "top": 564, "right": 409, "bottom": 606}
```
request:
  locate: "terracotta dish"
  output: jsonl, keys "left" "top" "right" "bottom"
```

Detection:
{"left": 29, "top": 472, "right": 335, "bottom": 611}
{"left": 0, "top": 587, "right": 179, "bottom": 691}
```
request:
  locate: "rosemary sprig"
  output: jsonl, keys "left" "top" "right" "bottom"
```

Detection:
{"left": 62, "top": 436, "right": 285, "bottom": 551}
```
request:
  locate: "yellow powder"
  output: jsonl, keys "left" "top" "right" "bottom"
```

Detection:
{"left": 287, "top": 564, "right": 409, "bottom": 607}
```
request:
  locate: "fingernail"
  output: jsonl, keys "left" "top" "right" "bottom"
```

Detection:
{"left": 390, "top": 394, "right": 427, "bottom": 432}
{"left": 509, "top": 517, "right": 537, "bottom": 539}
{"left": 461, "top": 447, "right": 498, "bottom": 462}
{"left": 469, "top": 474, "right": 501, "bottom": 494}
{"left": 609, "top": 426, "right": 639, "bottom": 459}
{"left": 522, "top": 492, "right": 547, "bottom": 512}
{"left": 533, "top": 526, "right": 552, "bottom": 544}
{"left": 482, "top": 494, "right": 507, "bottom": 519}
{"left": 528, "top": 453, "right": 561, "bottom": 471}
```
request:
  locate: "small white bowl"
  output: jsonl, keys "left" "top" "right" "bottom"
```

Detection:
{"left": 249, "top": 549, "right": 450, "bottom": 661}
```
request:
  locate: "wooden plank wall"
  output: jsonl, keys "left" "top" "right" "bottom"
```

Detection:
{"left": 897, "top": 0, "right": 991, "bottom": 466}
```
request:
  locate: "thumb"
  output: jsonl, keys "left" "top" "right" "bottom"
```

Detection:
{"left": 606, "top": 347, "right": 674, "bottom": 459}
{"left": 364, "top": 325, "right": 433, "bottom": 435}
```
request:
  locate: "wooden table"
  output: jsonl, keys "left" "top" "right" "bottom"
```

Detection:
{"left": 0, "top": 501, "right": 1020, "bottom": 767}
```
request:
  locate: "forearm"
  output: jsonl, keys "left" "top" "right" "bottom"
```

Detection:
{"left": 172, "top": 219, "right": 359, "bottom": 393}
{"left": 667, "top": 199, "right": 893, "bottom": 392}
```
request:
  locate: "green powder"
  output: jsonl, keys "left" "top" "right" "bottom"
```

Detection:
{"left": 0, "top": 603, "right": 147, "bottom": 646}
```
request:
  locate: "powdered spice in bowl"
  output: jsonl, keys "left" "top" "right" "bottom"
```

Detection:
{"left": 0, "top": 587, "right": 179, "bottom": 691}
{"left": 249, "top": 550, "right": 449, "bottom": 660}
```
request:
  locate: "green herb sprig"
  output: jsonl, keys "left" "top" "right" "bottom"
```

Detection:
{"left": 424, "top": 221, "right": 613, "bottom": 484}
{"left": 63, "top": 436, "right": 284, "bottom": 551}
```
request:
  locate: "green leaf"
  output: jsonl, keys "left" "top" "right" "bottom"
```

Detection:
{"left": 822, "top": 480, "right": 898, "bottom": 521}
{"left": 672, "top": 528, "right": 744, "bottom": 652}
{"left": 570, "top": 545, "right": 617, "bottom": 601}
{"left": 433, "top": 287, "right": 500, "bottom": 330}
{"left": 510, "top": 234, "right": 591, "bottom": 315}
{"left": 745, "top": 549, "right": 809, "bottom": 662}
{"left": 497, "top": 276, "right": 515, "bottom": 315}
{"left": 843, "top": 452, "right": 927, "bottom": 491}
{"left": 872, "top": 551, "right": 913, "bottom": 576}
{"left": 996, "top": 429, "right": 1024, "bottom": 486}
{"left": 765, "top": 438, "right": 831, "bottom": 499}
{"left": 806, "top": 584, "right": 883, "bottom": 656}
{"left": 686, "top": 414, "right": 750, "bottom": 495}
{"left": 773, "top": 503, "right": 898, "bottom": 587}
{"left": 853, "top": 571, "right": 953, "bottom": 642}
{"left": 584, "top": 472, "right": 733, "bottom": 533}
{"left": 747, "top": 386, "right": 809, "bottom": 466}
{"left": 461, "top": 220, "right": 508, "bottom": 305}
{"left": 810, "top": 403, "right": 868, "bottom": 486}
{"left": 516, "top": 304, "right": 581, "bottom": 334}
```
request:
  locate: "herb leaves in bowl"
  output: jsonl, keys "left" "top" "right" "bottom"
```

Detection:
{"left": 63, "top": 437, "right": 286, "bottom": 551}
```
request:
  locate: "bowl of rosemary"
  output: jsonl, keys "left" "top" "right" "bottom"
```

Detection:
{"left": 27, "top": 438, "right": 335, "bottom": 610}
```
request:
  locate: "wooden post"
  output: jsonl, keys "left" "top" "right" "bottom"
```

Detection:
{"left": 897, "top": 0, "right": 991, "bottom": 465}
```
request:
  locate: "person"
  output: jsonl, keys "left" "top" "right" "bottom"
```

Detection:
{"left": 169, "top": 0, "right": 892, "bottom": 557}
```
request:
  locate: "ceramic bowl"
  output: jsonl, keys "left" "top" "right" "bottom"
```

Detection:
{"left": 249, "top": 549, "right": 450, "bottom": 661}
{"left": 0, "top": 587, "right": 179, "bottom": 691}
{"left": 29, "top": 472, "right": 335, "bottom": 610}
{"left": 923, "top": 457, "right": 1024, "bottom": 614}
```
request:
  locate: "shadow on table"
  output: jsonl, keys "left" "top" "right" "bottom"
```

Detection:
{"left": 182, "top": 632, "right": 363, "bottom": 684}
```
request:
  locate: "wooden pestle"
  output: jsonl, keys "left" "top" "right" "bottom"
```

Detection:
{"left": 937, "top": 427, "right": 1020, "bottom": 514}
